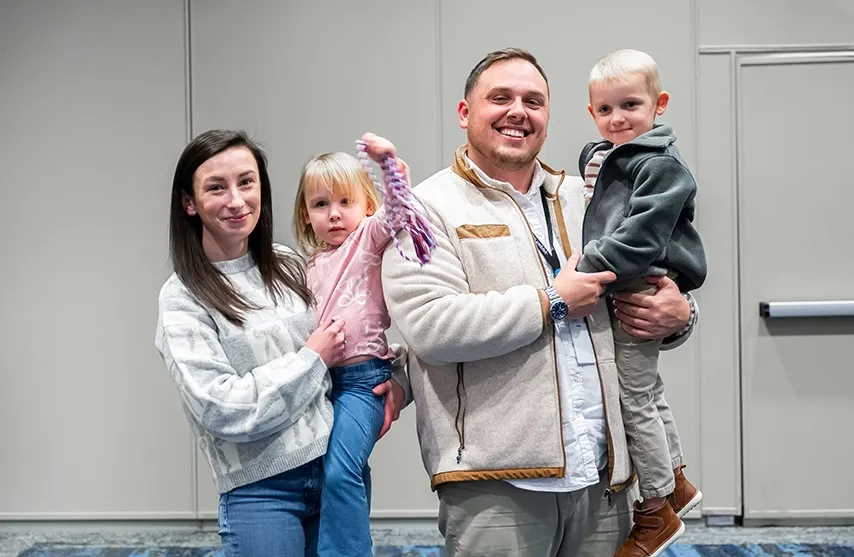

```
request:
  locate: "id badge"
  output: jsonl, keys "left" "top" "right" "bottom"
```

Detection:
{"left": 569, "top": 320, "right": 596, "bottom": 365}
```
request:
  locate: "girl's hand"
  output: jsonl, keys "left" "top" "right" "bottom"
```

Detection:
{"left": 361, "top": 132, "right": 409, "bottom": 178}
{"left": 361, "top": 132, "right": 398, "bottom": 162}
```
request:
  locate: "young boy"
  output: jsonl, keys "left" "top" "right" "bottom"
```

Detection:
{"left": 577, "top": 49, "right": 707, "bottom": 557}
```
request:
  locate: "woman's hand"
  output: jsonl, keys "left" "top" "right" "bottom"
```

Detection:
{"left": 304, "top": 318, "right": 346, "bottom": 366}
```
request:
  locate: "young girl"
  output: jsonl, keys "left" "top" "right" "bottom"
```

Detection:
{"left": 292, "top": 133, "right": 419, "bottom": 557}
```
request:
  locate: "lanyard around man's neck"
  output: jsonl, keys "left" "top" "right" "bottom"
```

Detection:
{"left": 534, "top": 186, "right": 561, "bottom": 278}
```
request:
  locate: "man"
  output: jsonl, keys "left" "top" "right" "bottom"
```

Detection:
{"left": 381, "top": 48, "right": 697, "bottom": 557}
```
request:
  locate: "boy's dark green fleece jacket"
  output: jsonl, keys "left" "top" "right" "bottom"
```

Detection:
{"left": 577, "top": 123, "right": 707, "bottom": 294}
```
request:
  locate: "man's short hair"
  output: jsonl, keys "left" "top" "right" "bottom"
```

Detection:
{"left": 464, "top": 47, "right": 549, "bottom": 98}
{"left": 588, "top": 49, "right": 662, "bottom": 96}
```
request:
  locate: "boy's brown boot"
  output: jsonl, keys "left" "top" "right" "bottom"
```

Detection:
{"left": 667, "top": 465, "right": 703, "bottom": 518}
{"left": 615, "top": 500, "right": 684, "bottom": 557}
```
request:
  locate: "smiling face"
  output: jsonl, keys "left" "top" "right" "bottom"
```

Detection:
{"left": 183, "top": 146, "right": 261, "bottom": 260}
{"left": 588, "top": 72, "right": 669, "bottom": 146}
{"left": 458, "top": 57, "right": 549, "bottom": 177}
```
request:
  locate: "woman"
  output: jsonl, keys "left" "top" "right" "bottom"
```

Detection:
{"left": 155, "top": 129, "right": 404, "bottom": 556}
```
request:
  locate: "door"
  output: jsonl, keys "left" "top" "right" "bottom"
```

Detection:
{"left": 737, "top": 52, "right": 854, "bottom": 521}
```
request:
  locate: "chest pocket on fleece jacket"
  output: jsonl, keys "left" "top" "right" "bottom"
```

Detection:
{"left": 455, "top": 224, "right": 525, "bottom": 294}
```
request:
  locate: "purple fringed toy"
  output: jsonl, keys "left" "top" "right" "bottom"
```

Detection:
{"left": 356, "top": 140, "right": 436, "bottom": 265}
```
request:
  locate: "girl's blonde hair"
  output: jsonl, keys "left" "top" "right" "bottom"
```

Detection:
{"left": 293, "top": 152, "right": 381, "bottom": 257}
{"left": 588, "top": 49, "right": 662, "bottom": 97}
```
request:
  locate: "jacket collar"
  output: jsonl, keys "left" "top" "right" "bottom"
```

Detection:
{"left": 591, "top": 123, "right": 676, "bottom": 156}
{"left": 450, "top": 145, "right": 573, "bottom": 258}
{"left": 451, "top": 145, "right": 565, "bottom": 196}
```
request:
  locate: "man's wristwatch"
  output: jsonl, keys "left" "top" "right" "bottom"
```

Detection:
{"left": 543, "top": 286, "right": 569, "bottom": 322}
{"left": 674, "top": 292, "right": 697, "bottom": 337}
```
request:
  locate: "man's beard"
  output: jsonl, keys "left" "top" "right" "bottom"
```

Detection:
{"left": 468, "top": 130, "right": 541, "bottom": 173}
{"left": 490, "top": 146, "right": 539, "bottom": 171}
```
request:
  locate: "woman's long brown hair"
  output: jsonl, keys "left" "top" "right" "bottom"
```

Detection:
{"left": 169, "top": 129, "right": 312, "bottom": 326}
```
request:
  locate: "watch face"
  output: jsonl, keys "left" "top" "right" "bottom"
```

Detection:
{"left": 551, "top": 301, "right": 569, "bottom": 321}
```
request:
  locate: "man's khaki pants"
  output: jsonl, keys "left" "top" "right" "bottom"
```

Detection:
{"left": 437, "top": 471, "right": 636, "bottom": 557}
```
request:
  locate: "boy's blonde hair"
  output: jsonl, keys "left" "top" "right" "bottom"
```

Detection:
{"left": 293, "top": 152, "right": 381, "bottom": 257}
{"left": 588, "top": 49, "right": 662, "bottom": 97}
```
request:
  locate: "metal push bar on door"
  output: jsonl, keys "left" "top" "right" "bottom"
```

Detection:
{"left": 759, "top": 301, "right": 854, "bottom": 318}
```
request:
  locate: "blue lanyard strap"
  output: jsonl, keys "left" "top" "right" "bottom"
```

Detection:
{"left": 535, "top": 186, "right": 561, "bottom": 277}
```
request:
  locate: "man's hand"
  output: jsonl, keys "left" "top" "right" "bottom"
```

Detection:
{"left": 612, "top": 275, "right": 690, "bottom": 339}
{"left": 373, "top": 378, "right": 406, "bottom": 440}
{"left": 554, "top": 252, "right": 616, "bottom": 319}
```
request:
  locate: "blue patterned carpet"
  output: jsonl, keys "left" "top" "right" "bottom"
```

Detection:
{"left": 15, "top": 544, "right": 854, "bottom": 557}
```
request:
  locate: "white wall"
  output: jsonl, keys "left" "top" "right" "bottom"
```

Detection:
{"left": 0, "top": 0, "right": 192, "bottom": 518}
{"left": 699, "top": 0, "right": 854, "bottom": 47}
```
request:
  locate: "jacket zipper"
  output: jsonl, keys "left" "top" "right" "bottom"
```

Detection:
{"left": 455, "top": 362, "right": 466, "bottom": 463}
